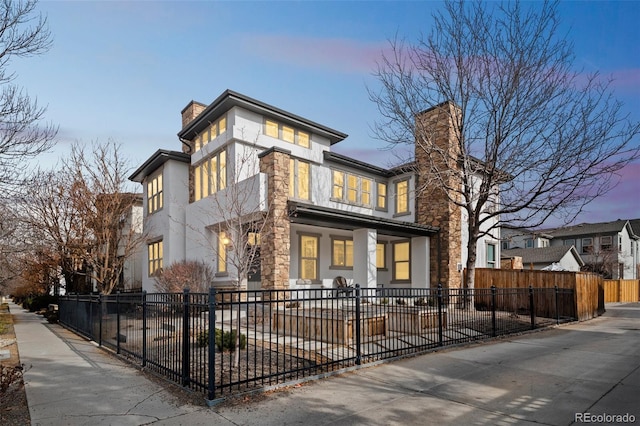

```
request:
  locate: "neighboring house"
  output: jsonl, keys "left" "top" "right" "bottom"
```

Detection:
{"left": 501, "top": 227, "right": 551, "bottom": 250}
{"left": 130, "top": 90, "right": 501, "bottom": 293}
{"left": 502, "top": 246, "right": 584, "bottom": 272}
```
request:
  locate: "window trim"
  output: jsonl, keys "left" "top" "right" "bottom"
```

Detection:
{"left": 391, "top": 240, "right": 411, "bottom": 283}
{"left": 264, "top": 119, "right": 311, "bottom": 148}
{"left": 330, "top": 169, "right": 373, "bottom": 208}
{"left": 147, "top": 172, "right": 163, "bottom": 215}
{"left": 298, "top": 232, "right": 320, "bottom": 283}
{"left": 376, "top": 242, "right": 388, "bottom": 270}
{"left": 289, "top": 158, "right": 311, "bottom": 201}
{"left": 147, "top": 240, "right": 163, "bottom": 277}
{"left": 194, "top": 148, "right": 227, "bottom": 202}
{"left": 330, "top": 235, "right": 354, "bottom": 270}
{"left": 486, "top": 242, "right": 497, "bottom": 269}
{"left": 376, "top": 181, "right": 388, "bottom": 212}
{"left": 394, "top": 178, "right": 410, "bottom": 217}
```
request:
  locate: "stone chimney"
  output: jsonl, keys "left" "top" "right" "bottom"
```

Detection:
{"left": 180, "top": 101, "right": 207, "bottom": 153}
{"left": 414, "top": 101, "right": 463, "bottom": 289}
{"left": 258, "top": 147, "right": 292, "bottom": 297}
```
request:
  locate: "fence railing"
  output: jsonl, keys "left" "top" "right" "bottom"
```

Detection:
{"left": 59, "top": 285, "right": 575, "bottom": 403}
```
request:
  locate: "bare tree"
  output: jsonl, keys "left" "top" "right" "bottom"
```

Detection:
{"left": 186, "top": 140, "right": 285, "bottom": 365}
{"left": 0, "top": 0, "right": 56, "bottom": 195}
{"left": 154, "top": 260, "right": 215, "bottom": 293}
{"left": 369, "top": 0, "right": 640, "bottom": 289}
{"left": 64, "top": 141, "right": 145, "bottom": 294}
{"left": 25, "top": 141, "right": 145, "bottom": 294}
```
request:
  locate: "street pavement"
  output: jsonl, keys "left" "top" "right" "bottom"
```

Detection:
{"left": 8, "top": 300, "right": 640, "bottom": 426}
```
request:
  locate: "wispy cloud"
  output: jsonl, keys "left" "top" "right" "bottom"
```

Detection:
{"left": 240, "top": 34, "right": 389, "bottom": 74}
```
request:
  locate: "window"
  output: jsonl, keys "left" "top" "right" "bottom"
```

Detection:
{"left": 582, "top": 238, "right": 593, "bottom": 254}
{"left": 376, "top": 182, "right": 387, "bottom": 210}
{"left": 148, "top": 241, "right": 163, "bottom": 276}
{"left": 194, "top": 149, "right": 227, "bottom": 201}
{"left": 289, "top": 158, "right": 310, "bottom": 200}
{"left": 487, "top": 243, "right": 496, "bottom": 268}
{"left": 392, "top": 241, "right": 410, "bottom": 282}
{"left": 502, "top": 241, "right": 509, "bottom": 250}
{"left": 147, "top": 173, "right": 163, "bottom": 214}
{"left": 395, "top": 179, "right": 409, "bottom": 215}
{"left": 218, "top": 231, "right": 228, "bottom": 274}
{"left": 331, "top": 237, "right": 353, "bottom": 269}
{"left": 563, "top": 239, "right": 576, "bottom": 247}
{"left": 332, "top": 170, "right": 343, "bottom": 199}
{"left": 264, "top": 119, "right": 311, "bottom": 148}
{"left": 618, "top": 235, "right": 622, "bottom": 252}
{"left": 525, "top": 238, "right": 533, "bottom": 248}
{"left": 331, "top": 170, "right": 372, "bottom": 207}
{"left": 299, "top": 234, "right": 319, "bottom": 281}
{"left": 376, "top": 243, "right": 387, "bottom": 269}
{"left": 195, "top": 115, "right": 227, "bottom": 152}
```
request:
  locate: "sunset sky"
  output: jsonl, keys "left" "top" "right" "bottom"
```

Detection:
{"left": 14, "top": 0, "right": 640, "bottom": 226}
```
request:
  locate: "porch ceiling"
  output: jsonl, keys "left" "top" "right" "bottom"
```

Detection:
{"left": 288, "top": 201, "right": 439, "bottom": 238}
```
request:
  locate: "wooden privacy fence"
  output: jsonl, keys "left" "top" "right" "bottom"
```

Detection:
{"left": 603, "top": 279, "right": 640, "bottom": 303}
{"left": 474, "top": 269, "right": 604, "bottom": 321}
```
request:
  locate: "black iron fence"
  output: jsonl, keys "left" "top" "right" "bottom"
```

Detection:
{"left": 58, "top": 285, "right": 575, "bottom": 403}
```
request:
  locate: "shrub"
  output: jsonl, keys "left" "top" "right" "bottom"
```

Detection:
{"left": 415, "top": 297, "right": 435, "bottom": 307}
{"left": 197, "top": 328, "right": 247, "bottom": 351}
{"left": 396, "top": 298, "right": 407, "bottom": 306}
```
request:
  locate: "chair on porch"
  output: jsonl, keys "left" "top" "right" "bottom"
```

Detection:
{"left": 334, "top": 276, "right": 353, "bottom": 296}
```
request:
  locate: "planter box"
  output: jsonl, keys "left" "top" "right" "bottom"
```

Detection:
{"left": 387, "top": 307, "right": 446, "bottom": 333}
{"left": 272, "top": 308, "right": 387, "bottom": 344}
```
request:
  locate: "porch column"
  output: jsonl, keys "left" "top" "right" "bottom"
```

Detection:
{"left": 353, "top": 228, "right": 377, "bottom": 290}
{"left": 411, "top": 236, "right": 430, "bottom": 289}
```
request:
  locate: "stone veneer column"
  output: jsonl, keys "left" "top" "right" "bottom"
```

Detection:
{"left": 180, "top": 100, "right": 207, "bottom": 153}
{"left": 258, "top": 147, "right": 292, "bottom": 294}
{"left": 415, "top": 101, "right": 463, "bottom": 289}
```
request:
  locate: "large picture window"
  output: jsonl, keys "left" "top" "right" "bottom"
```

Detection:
{"left": 195, "top": 149, "right": 227, "bottom": 201}
{"left": 487, "top": 243, "right": 497, "bottom": 268}
{"left": 299, "top": 234, "right": 319, "bottom": 281}
{"left": 147, "top": 173, "right": 163, "bottom": 214}
{"left": 392, "top": 241, "right": 410, "bottom": 282}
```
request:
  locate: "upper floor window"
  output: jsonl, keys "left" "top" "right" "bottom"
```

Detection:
{"left": 395, "top": 179, "right": 409, "bottom": 215}
{"left": 618, "top": 235, "right": 623, "bottom": 252}
{"left": 194, "top": 149, "right": 227, "bottom": 201}
{"left": 331, "top": 236, "right": 353, "bottom": 269}
{"left": 264, "top": 119, "right": 310, "bottom": 148}
{"left": 525, "top": 238, "right": 533, "bottom": 248}
{"left": 147, "top": 173, "right": 163, "bottom": 214}
{"left": 290, "top": 158, "right": 310, "bottom": 200}
{"left": 148, "top": 241, "right": 163, "bottom": 276}
{"left": 582, "top": 238, "right": 593, "bottom": 254}
{"left": 376, "top": 182, "right": 387, "bottom": 211}
{"left": 563, "top": 239, "right": 575, "bottom": 247}
{"left": 195, "top": 115, "right": 226, "bottom": 152}
{"left": 331, "top": 170, "right": 372, "bottom": 207}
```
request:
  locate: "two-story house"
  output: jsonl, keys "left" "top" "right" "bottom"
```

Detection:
{"left": 503, "top": 220, "right": 639, "bottom": 279}
{"left": 130, "top": 90, "right": 501, "bottom": 293}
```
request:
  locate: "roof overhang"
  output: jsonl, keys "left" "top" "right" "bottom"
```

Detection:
{"left": 288, "top": 201, "right": 438, "bottom": 238}
{"left": 178, "top": 89, "right": 348, "bottom": 145}
{"left": 129, "top": 149, "right": 190, "bottom": 183}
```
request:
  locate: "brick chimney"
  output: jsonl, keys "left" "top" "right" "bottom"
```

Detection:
{"left": 414, "top": 101, "right": 463, "bottom": 289}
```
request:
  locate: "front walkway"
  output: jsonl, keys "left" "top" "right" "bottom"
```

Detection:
{"left": 10, "top": 300, "right": 640, "bottom": 425}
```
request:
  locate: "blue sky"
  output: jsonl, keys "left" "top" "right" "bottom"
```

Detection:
{"left": 13, "top": 0, "right": 640, "bottom": 225}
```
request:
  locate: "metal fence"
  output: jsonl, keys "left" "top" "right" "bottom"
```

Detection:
{"left": 58, "top": 285, "right": 575, "bottom": 403}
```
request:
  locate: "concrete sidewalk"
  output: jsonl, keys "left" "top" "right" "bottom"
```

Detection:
{"left": 9, "top": 300, "right": 640, "bottom": 426}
